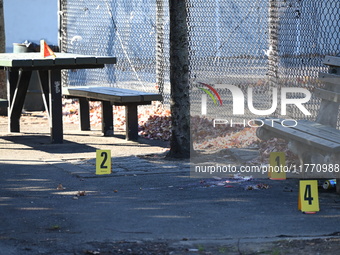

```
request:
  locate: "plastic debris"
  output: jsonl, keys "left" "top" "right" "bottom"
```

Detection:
{"left": 323, "top": 179, "right": 336, "bottom": 190}
{"left": 187, "top": 248, "right": 199, "bottom": 252}
{"left": 70, "top": 35, "right": 83, "bottom": 45}
{"left": 245, "top": 183, "right": 270, "bottom": 190}
{"left": 232, "top": 173, "right": 253, "bottom": 181}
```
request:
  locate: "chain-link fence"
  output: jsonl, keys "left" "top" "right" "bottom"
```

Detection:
{"left": 60, "top": 0, "right": 340, "bottom": 122}
{"left": 59, "top": 0, "right": 160, "bottom": 95}
{"left": 274, "top": 0, "right": 340, "bottom": 121}
{"left": 188, "top": 0, "right": 269, "bottom": 120}
{"left": 188, "top": 0, "right": 340, "bottom": 123}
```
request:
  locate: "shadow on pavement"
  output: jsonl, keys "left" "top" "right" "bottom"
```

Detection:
{"left": 1, "top": 135, "right": 97, "bottom": 154}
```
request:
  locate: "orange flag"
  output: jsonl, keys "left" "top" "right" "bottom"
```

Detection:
{"left": 40, "top": 40, "right": 56, "bottom": 58}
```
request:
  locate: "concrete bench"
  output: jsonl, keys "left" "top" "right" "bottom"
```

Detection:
{"left": 256, "top": 55, "right": 340, "bottom": 188}
{"left": 62, "top": 86, "right": 163, "bottom": 140}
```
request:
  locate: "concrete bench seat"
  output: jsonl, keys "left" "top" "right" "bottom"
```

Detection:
{"left": 63, "top": 86, "right": 163, "bottom": 140}
{"left": 0, "top": 99, "right": 8, "bottom": 108}
{"left": 256, "top": 55, "right": 340, "bottom": 189}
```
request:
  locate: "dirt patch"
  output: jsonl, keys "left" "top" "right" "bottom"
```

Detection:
{"left": 67, "top": 237, "right": 340, "bottom": 254}
{"left": 82, "top": 238, "right": 340, "bottom": 255}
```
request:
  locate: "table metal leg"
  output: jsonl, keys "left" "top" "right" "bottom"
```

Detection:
{"left": 48, "top": 70, "right": 63, "bottom": 143}
{"left": 7, "top": 69, "right": 17, "bottom": 103}
{"left": 125, "top": 103, "right": 138, "bottom": 141}
{"left": 7, "top": 69, "right": 18, "bottom": 132}
{"left": 7, "top": 69, "right": 31, "bottom": 133}
{"left": 78, "top": 97, "right": 91, "bottom": 131}
{"left": 101, "top": 101, "right": 113, "bottom": 136}
{"left": 38, "top": 70, "right": 50, "bottom": 115}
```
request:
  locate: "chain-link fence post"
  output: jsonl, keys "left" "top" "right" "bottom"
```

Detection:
{"left": 156, "top": 0, "right": 165, "bottom": 99}
{"left": 268, "top": 0, "right": 279, "bottom": 84}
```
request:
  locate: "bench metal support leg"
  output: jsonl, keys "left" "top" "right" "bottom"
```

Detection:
{"left": 101, "top": 101, "right": 113, "bottom": 136}
{"left": 126, "top": 103, "right": 138, "bottom": 141}
{"left": 78, "top": 97, "right": 90, "bottom": 131}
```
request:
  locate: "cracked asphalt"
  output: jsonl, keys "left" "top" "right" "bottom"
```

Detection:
{"left": 1, "top": 115, "right": 340, "bottom": 254}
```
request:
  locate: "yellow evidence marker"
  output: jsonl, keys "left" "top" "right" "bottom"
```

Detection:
{"left": 96, "top": 150, "right": 111, "bottom": 175}
{"left": 269, "top": 152, "right": 286, "bottom": 180}
{"left": 298, "top": 180, "right": 320, "bottom": 214}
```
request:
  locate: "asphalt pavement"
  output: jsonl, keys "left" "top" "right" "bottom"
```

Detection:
{"left": 1, "top": 115, "right": 340, "bottom": 254}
